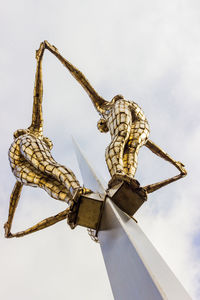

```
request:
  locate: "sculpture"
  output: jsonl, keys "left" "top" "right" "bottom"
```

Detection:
{"left": 4, "top": 42, "right": 90, "bottom": 238}
{"left": 44, "top": 41, "right": 187, "bottom": 192}
{"left": 4, "top": 41, "right": 187, "bottom": 239}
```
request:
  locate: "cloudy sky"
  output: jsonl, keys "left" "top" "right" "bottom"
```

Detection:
{"left": 1, "top": 0, "right": 200, "bottom": 299}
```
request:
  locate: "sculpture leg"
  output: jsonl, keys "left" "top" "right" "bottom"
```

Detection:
{"left": 106, "top": 135, "right": 127, "bottom": 177}
{"left": 123, "top": 121, "right": 149, "bottom": 177}
{"left": 123, "top": 146, "right": 139, "bottom": 178}
{"left": 19, "top": 135, "right": 80, "bottom": 191}
{"left": 14, "top": 161, "right": 74, "bottom": 202}
{"left": 106, "top": 102, "right": 133, "bottom": 187}
{"left": 106, "top": 125, "right": 131, "bottom": 177}
{"left": 4, "top": 181, "right": 23, "bottom": 237}
{"left": 143, "top": 174, "right": 184, "bottom": 194}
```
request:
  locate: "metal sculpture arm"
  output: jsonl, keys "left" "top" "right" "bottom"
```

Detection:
{"left": 145, "top": 140, "right": 186, "bottom": 174}
{"left": 4, "top": 180, "right": 70, "bottom": 238}
{"left": 143, "top": 140, "right": 187, "bottom": 193}
{"left": 29, "top": 42, "right": 45, "bottom": 133}
{"left": 4, "top": 181, "right": 23, "bottom": 237}
{"left": 44, "top": 40, "right": 109, "bottom": 115}
{"left": 9, "top": 208, "right": 70, "bottom": 238}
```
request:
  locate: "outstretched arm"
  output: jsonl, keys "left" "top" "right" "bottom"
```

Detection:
{"left": 145, "top": 140, "right": 187, "bottom": 175}
{"left": 143, "top": 139, "right": 187, "bottom": 194}
{"left": 44, "top": 40, "right": 108, "bottom": 115}
{"left": 4, "top": 181, "right": 23, "bottom": 237}
{"left": 4, "top": 181, "right": 70, "bottom": 238}
{"left": 29, "top": 42, "right": 45, "bottom": 133}
{"left": 9, "top": 208, "right": 70, "bottom": 238}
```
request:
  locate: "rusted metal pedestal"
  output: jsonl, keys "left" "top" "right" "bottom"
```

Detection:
{"left": 73, "top": 140, "right": 192, "bottom": 300}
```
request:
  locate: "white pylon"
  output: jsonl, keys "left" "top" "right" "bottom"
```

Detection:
{"left": 73, "top": 139, "right": 192, "bottom": 300}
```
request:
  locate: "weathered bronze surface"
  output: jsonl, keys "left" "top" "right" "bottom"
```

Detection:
{"left": 5, "top": 41, "right": 187, "bottom": 239}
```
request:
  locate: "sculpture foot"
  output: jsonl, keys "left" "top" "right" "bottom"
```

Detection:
{"left": 108, "top": 173, "right": 140, "bottom": 189}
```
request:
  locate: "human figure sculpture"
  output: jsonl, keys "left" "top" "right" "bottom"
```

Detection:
{"left": 5, "top": 41, "right": 187, "bottom": 239}
{"left": 44, "top": 41, "right": 187, "bottom": 192}
{"left": 4, "top": 42, "right": 90, "bottom": 238}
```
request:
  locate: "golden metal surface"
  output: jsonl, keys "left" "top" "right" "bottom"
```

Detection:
{"left": 5, "top": 42, "right": 94, "bottom": 239}
{"left": 5, "top": 41, "right": 187, "bottom": 239}
{"left": 43, "top": 40, "right": 187, "bottom": 195}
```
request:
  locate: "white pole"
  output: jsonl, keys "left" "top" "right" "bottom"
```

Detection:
{"left": 73, "top": 140, "right": 192, "bottom": 300}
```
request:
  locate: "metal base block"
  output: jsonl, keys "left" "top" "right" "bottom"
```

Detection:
{"left": 108, "top": 181, "right": 147, "bottom": 216}
{"left": 76, "top": 192, "right": 104, "bottom": 229}
{"left": 68, "top": 191, "right": 105, "bottom": 230}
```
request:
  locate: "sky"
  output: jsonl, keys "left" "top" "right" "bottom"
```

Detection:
{"left": 0, "top": 0, "right": 200, "bottom": 299}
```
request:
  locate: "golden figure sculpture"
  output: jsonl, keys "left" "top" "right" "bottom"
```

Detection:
{"left": 44, "top": 41, "right": 187, "bottom": 192}
{"left": 4, "top": 42, "right": 90, "bottom": 239}
{"left": 5, "top": 41, "right": 187, "bottom": 239}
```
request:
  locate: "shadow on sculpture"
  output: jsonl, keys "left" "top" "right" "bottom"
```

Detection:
{"left": 4, "top": 41, "right": 187, "bottom": 239}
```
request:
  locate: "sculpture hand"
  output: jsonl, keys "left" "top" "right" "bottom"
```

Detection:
{"left": 176, "top": 161, "right": 187, "bottom": 176}
{"left": 97, "top": 118, "right": 109, "bottom": 133}
{"left": 4, "top": 222, "right": 13, "bottom": 238}
{"left": 44, "top": 40, "right": 59, "bottom": 53}
{"left": 35, "top": 42, "right": 45, "bottom": 60}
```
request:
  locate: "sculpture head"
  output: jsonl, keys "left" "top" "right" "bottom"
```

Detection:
{"left": 111, "top": 94, "right": 124, "bottom": 103}
{"left": 97, "top": 118, "right": 109, "bottom": 133}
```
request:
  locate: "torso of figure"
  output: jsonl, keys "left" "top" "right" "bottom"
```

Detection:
{"left": 8, "top": 131, "right": 53, "bottom": 186}
{"left": 100, "top": 98, "right": 149, "bottom": 139}
{"left": 8, "top": 130, "right": 80, "bottom": 202}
